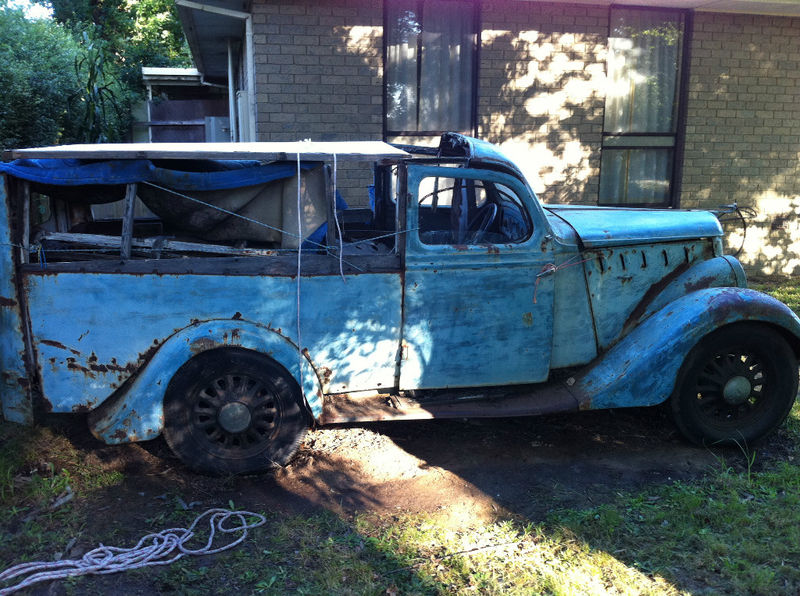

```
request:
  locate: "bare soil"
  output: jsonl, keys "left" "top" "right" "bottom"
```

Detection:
{"left": 19, "top": 406, "right": 795, "bottom": 595}
{"left": 63, "top": 405, "right": 742, "bottom": 526}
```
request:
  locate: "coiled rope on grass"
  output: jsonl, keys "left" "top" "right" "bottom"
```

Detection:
{"left": 0, "top": 508, "right": 266, "bottom": 596}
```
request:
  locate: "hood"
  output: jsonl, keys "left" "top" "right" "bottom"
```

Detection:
{"left": 544, "top": 205, "right": 723, "bottom": 249}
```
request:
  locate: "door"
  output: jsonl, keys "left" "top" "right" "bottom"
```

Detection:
{"left": 400, "top": 165, "right": 556, "bottom": 390}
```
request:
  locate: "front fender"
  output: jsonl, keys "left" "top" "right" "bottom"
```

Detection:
{"left": 623, "top": 256, "right": 746, "bottom": 333}
{"left": 571, "top": 287, "right": 800, "bottom": 410}
{"left": 88, "top": 320, "right": 323, "bottom": 444}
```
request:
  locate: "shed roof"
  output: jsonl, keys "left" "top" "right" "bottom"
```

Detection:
{"left": 175, "top": 0, "right": 250, "bottom": 85}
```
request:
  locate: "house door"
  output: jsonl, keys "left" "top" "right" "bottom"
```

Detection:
{"left": 399, "top": 165, "right": 556, "bottom": 390}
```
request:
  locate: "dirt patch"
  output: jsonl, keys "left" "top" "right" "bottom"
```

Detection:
{"left": 13, "top": 407, "right": 791, "bottom": 595}
{"left": 63, "top": 406, "right": 741, "bottom": 529}
{"left": 274, "top": 408, "right": 723, "bottom": 522}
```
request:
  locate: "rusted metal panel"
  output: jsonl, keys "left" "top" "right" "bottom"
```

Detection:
{"left": 88, "top": 320, "right": 326, "bottom": 443}
{"left": 569, "top": 287, "right": 800, "bottom": 410}
{"left": 400, "top": 165, "right": 555, "bottom": 390}
{"left": 0, "top": 176, "right": 33, "bottom": 424}
{"left": 621, "top": 255, "right": 745, "bottom": 333}
{"left": 24, "top": 271, "right": 402, "bottom": 422}
{"left": 550, "top": 251, "right": 598, "bottom": 368}
{"left": 545, "top": 205, "right": 723, "bottom": 248}
{"left": 582, "top": 241, "right": 717, "bottom": 350}
{"left": 321, "top": 382, "right": 580, "bottom": 424}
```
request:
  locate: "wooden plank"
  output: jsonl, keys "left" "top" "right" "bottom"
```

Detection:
{"left": 42, "top": 231, "right": 280, "bottom": 257}
{"left": 22, "top": 251, "right": 402, "bottom": 276}
{"left": 4, "top": 141, "right": 411, "bottom": 161}
{"left": 21, "top": 182, "right": 30, "bottom": 264}
{"left": 120, "top": 184, "right": 137, "bottom": 260}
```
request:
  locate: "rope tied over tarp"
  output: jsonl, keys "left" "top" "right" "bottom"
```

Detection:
{"left": 0, "top": 508, "right": 266, "bottom": 596}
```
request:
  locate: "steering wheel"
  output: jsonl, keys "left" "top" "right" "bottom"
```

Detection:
{"left": 467, "top": 203, "right": 498, "bottom": 243}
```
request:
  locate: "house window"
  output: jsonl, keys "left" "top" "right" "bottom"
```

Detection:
{"left": 600, "top": 8, "right": 687, "bottom": 206}
{"left": 384, "top": 0, "right": 477, "bottom": 136}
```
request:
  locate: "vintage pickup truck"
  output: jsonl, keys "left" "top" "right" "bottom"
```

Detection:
{"left": 1, "top": 133, "right": 799, "bottom": 474}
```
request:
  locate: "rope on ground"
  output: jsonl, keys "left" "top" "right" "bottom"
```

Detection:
{"left": 0, "top": 508, "right": 266, "bottom": 596}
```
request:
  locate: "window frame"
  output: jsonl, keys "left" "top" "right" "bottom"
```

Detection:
{"left": 416, "top": 174, "right": 533, "bottom": 246}
{"left": 406, "top": 165, "right": 539, "bottom": 255}
{"left": 598, "top": 4, "right": 693, "bottom": 208}
{"left": 382, "top": 0, "right": 481, "bottom": 139}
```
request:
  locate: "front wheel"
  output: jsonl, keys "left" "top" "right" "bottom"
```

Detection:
{"left": 671, "top": 324, "right": 798, "bottom": 445}
{"left": 163, "top": 348, "right": 309, "bottom": 475}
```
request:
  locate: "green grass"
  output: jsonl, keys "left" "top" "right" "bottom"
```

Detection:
{"left": 1, "top": 276, "right": 799, "bottom": 595}
{"left": 749, "top": 276, "right": 800, "bottom": 312}
{"left": 552, "top": 425, "right": 800, "bottom": 594}
{"left": 0, "top": 422, "right": 124, "bottom": 576}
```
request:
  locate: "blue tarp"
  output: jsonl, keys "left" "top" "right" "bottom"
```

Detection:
{"left": 1, "top": 157, "right": 351, "bottom": 249}
{"left": 0, "top": 158, "right": 314, "bottom": 191}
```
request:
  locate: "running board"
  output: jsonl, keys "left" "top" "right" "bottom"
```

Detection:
{"left": 320, "top": 382, "right": 581, "bottom": 424}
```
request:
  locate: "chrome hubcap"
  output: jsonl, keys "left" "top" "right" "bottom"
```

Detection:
{"left": 722, "top": 376, "right": 752, "bottom": 405}
{"left": 218, "top": 401, "right": 252, "bottom": 433}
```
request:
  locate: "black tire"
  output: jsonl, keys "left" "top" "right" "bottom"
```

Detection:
{"left": 163, "top": 348, "right": 309, "bottom": 475}
{"left": 671, "top": 323, "right": 799, "bottom": 446}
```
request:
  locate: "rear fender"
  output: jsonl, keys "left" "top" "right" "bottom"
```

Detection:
{"left": 88, "top": 320, "right": 322, "bottom": 444}
{"left": 571, "top": 287, "right": 800, "bottom": 410}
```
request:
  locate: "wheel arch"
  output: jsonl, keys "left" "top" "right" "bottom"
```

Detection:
{"left": 88, "top": 319, "right": 323, "bottom": 444}
{"left": 570, "top": 287, "right": 800, "bottom": 411}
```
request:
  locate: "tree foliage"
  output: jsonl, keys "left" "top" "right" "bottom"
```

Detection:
{"left": 0, "top": 0, "right": 191, "bottom": 149}
{"left": 127, "top": 0, "right": 191, "bottom": 67}
{"left": 46, "top": 0, "right": 191, "bottom": 72}
{"left": 72, "top": 31, "right": 130, "bottom": 143}
{"left": 0, "top": 4, "right": 83, "bottom": 148}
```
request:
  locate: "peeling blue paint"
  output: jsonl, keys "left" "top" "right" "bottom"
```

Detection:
{"left": 0, "top": 177, "right": 33, "bottom": 424}
{"left": 572, "top": 287, "right": 800, "bottom": 410}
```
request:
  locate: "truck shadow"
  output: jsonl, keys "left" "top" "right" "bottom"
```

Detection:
{"left": 22, "top": 406, "right": 776, "bottom": 594}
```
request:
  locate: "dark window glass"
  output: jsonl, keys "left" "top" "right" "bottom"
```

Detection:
{"left": 385, "top": 0, "right": 476, "bottom": 134}
{"left": 600, "top": 8, "right": 685, "bottom": 205}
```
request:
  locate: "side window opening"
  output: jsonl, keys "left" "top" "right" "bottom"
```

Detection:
{"left": 20, "top": 162, "right": 404, "bottom": 264}
{"left": 417, "top": 175, "right": 531, "bottom": 245}
{"left": 334, "top": 164, "right": 399, "bottom": 254}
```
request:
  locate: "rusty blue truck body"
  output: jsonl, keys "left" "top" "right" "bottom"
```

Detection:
{"left": 2, "top": 133, "right": 798, "bottom": 474}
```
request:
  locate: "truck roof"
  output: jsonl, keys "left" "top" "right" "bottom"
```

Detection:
{"left": 3, "top": 141, "right": 410, "bottom": 162}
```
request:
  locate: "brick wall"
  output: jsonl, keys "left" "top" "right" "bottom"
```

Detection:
{"left": 478, "top": 1, "right": 607, "bottom": 203}
{"left": 251, "top": 0, "right": 383, "bottom": 203}
{"left": 250, "top": 0, "right": 610, "bottom": 206}
{"left": 247, "top": 2, "right": 800, "bottom": 275}
{"left": 682, "top": 13, "right": 800, "bottom": 275}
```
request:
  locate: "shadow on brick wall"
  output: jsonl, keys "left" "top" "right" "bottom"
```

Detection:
{"left": 477, "top": 26, "right": 605, "bottom": 205}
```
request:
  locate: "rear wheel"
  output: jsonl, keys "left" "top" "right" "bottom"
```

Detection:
{"left": 163, "top": 348, "right": 309, "bottom": 475}
{"left": 671, "top": 324, "right": 798, "bottom": 445}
